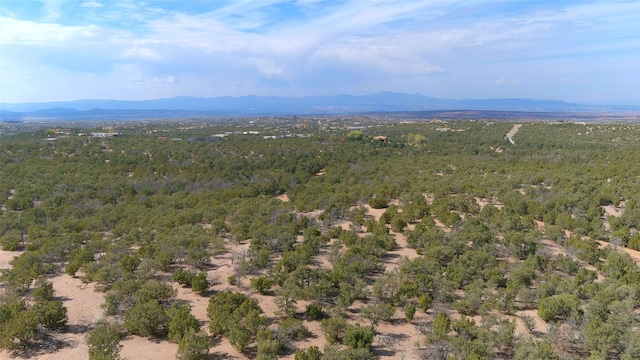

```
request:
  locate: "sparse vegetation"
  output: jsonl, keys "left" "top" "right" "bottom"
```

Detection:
{"left": 3, "top": 119, "right": 640, "bottom": 359}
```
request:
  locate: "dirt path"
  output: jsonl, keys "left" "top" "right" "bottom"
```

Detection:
{"left": 384, "top": 231, "right": 420, "bottom": 272}
{"left": 506, "top": 124, "right": 522, "bottom": 144}
{"left": 597, "top": 240, "right": 640, "bottom": 264}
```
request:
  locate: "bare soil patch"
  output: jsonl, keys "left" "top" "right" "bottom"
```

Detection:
{"left": 474, "top": 197, "right": 504, "bottom": 210}
{"left": 603, "top": 203, "right": 625, "bottom": 217}
{"left": 363, "top": 204, "right": 386, "bottom": 222}
{"left": 384, "top": 231, "right": 419, "bottom": 272}
{"left": 0, "top": 249, "right": 22, "bottom": 269}
{"left": 597, "top": 240, "right": 640, "bottom": 264}
{"left": 120, "top": 336, "right": 178, "bottom": 360}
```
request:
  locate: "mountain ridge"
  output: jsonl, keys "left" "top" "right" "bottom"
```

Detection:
{"left": 2, "top": 92, "right": 639, "bottom": 121}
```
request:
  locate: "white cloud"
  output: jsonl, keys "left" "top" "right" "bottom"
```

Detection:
{"left": 80, "top": 1, "right": 103, "bottom": 9}
{"left": 153, "top": 76, "right": 180, "bottom": 84}
{"left": 121, "top": 47, "right": 160, "bottom": 60}
{"left": 0, "top": 17, "right": 102, "bottom": 45}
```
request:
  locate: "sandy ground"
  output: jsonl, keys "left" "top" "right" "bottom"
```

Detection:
{"left": 474, "top": 197, "right": 504, "bottom": 210}
{"left": 0, "top": 249, "right": 22, "bottom": 270}
{"left": 120, "top": 337, "right": 178, "bottom": 360}
{"left": 363, "top": 204, "right": 386, "bottom": 222}
{"left": 602, "top": 203, "right": 625, "bottom": 230}
{"left": 540, "top": 239, "right": 602, "bottom": 280}
{"left": 515, "top": 309, "right": 549, "bottom": 335}
{"left": 602, "top": 203, "right": 625, "bottom": 217}
{"left": 384, "top": 231, "right": 419, "bottom": 272}
{"left": 372, "top": 307, "right": 430, "bottom": 357}
{"left": 597, "top": 239, "right": 640, "bottom": 264}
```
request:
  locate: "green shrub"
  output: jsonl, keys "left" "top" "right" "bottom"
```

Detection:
{"left": 177, "top": 329, "right": 209, "bottom": 360}
{"left": 134, "top": 280, "right": 176, "bottom": 305}
{"left": 256, "top": 329, "right": 281, "bottom": 360}
{"left": 32, "top": 278, "right": 55, "bottom": 302}
{"left": 87, "top": 320, "right": 123, "bottom": 360}
{"left": 173, "top": 268, "right": 194, "bottom": 287}
{"left": 167, "top": 303, "right": 199, "bottom": 343}
{"left": 123, "top": 300, "right": 169, "bottom": 337}
{"left": 0, "top": 230, "right": 21, "bottom": 251}
{"left": 514, "top": 338, "right": 558, "bottom": 360}
{"left": 207, "top": 291, "right": 268, "bottom": 352}
{"left": 538, "top": 293, "right": 582, "bottom": 322}
{"left": 368, "top": 196, "right": 389, "bottom": 209}
{"left": 0, "top": 309, "right": 38, "bottom": 350}
{"left": 190, "top": 272, "right": 209, "bottom": 295}
{"left": 33, "top": 300, "right": 67, "bottom": 331}
{"left": 404, "top": 303, "right": 416, "bottom": 323}
{"left": 418, "top": 293, "right": 432, "bottom": 312}
{"left": 275, "top": 317, "right": 311, "bottom": 342}
{"left": 119, "top": 255, "right": 141, "bottom": 274}
{"left": 320, "top": 317, "right": 348, "bottom": 344}
{"left": 343, "top": 325, "right": 375, "bottom": 350}
{"left": 227, "top": 275, "right": 237, "bottom": 285}
{"left": 305, "top": 304, "right": 325, "bottom": 320}
{"left": 251, "top": 276, "right": 273, "bottom": 295}
{"left": 432, "top": 312, "right": 450, "bottom": 341}
{"left": 294, "top": 346, "right": 322, "bottom": 360}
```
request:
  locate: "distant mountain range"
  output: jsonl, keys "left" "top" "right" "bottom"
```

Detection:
{"left": 2, "top": 92, "right": 639, "bottom": 121}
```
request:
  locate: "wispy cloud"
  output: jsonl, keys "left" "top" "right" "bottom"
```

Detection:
{"left": 80, "top": 1, "right": 103, "bottom": 9}
{"left": 153, "top": 76, "right": 180, "bottom": 84}
{"left": 0, "top": 0, "right": 638, "bottom": 104}
{"left": 0, "top": 17, "right": 102, "bottom": 45}
{"left": 121, "top": 47, "right": 161, "bottom": 60}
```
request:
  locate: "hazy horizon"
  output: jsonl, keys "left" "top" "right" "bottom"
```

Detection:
{"left": 1, "top": 1, "right": 639, "bottom": 105}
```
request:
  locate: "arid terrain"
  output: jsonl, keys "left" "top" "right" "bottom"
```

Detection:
{"left": 2, "top": 193, "right": 630, "bottom": 360}
{"left": 4, "top": 121, "right": 640, "bottom": 359}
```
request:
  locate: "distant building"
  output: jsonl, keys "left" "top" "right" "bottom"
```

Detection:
{"left": 90, "top": 132, "right": 121, "bottom": 137}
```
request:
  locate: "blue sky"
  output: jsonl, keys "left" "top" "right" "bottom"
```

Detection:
{"left": 1, "top": 0, "right": 639, "bottom": 104}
